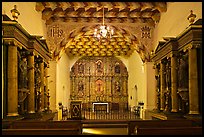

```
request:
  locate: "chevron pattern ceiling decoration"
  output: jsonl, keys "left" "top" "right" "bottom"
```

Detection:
{"left": 64, "top": 24, "right": 138, "bottom": 57}
{"left": 36, "top": 2, "right": 167, "bottom": 24}
{"left": 36, "top": 2, "right": 167, "bottom": 62}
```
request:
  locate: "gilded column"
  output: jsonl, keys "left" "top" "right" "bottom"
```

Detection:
{"left": 171, "top": 53, "right": 178, "bottom": 112}
{"left": 160, "top": 60, "right": 165, "bottom": 111}
{"left": 188, "top": 44, "right": 200, "bottom": 114}
{"left": 107, "top": 76, "right": 111, "bottom": 102}
{"left": 40, "top": 61, "right": 45, "bottom": 111}
{"left": 27, "top": 52, "right": 35, "bottom": 113}
{"left": 7, "top": 41, "right": 19, "bottom": 116}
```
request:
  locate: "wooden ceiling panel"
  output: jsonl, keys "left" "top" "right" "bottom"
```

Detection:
{"left": 37, "top": 2, "right": 167, "bottom": 23}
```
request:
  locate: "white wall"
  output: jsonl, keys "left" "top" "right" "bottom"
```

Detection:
{"left": 128, "top": 51, "right": 145, "bottom": 109}
{"left": 141, "top": 62, "right": 156, "bottom": 120}
{"left": 2, "top": 2, "right": 46, "bottom": 36}
{"left": 143, "top": 62, "right": 156, "bottom": 110}
{"left": 56, "top": 53, "right": 70, "bottom": 109}
{"left": 153, "top": 2, "right": 202, "bottom": 50}
{"left": 48, "top": 61, "right": 57, "bottom": 112}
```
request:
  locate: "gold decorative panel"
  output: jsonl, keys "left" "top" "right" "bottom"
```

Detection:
{"left": 70, "top": 56, "right": 128, "bottom": 111}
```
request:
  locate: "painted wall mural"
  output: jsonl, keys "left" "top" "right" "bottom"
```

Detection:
{"left": 70, "top": 56, "right": 128, "bottom": 111}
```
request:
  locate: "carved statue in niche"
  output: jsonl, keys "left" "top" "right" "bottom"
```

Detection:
{"left": 115, "top": 63, "right": 120, "bottom": 74}
{"left": 18, "top": 56, "right": 28, "bottom": 89}
{"left": 35, "top": 63, "right": 41, "bottom": 111}
{"left": 165, "top": 60, "right": 171, "bottom": 90}
{"left": 35, "top": 63, "right": 41, "bottom": 90}
{"left": 78, "top": 80, "right": 84, "bottom": 97}
{"left": 78, "top": 63, "right": 84, "bottom": 74}
{"left": 155, "top": 73, "right": 161, "bottom": 111}
{"left": 95, "top": 79, "right": 103, "bottom": 94}
{"left": 178, "top": 54, "right": 188, "bottom": 89}
{"left": 164, "top": 60, "right": 171, "bottom": 112}
{"left": 177, "top": 53, "right": 189, "bottom": 114}
{"left": 164, "top": 90, "right": 171, "bottom": 112}
{"left": 115, "top": 81, "right": 120, "bottom": 92}
{"left": 96, "top": 60, "right": 103, "bottom": 74}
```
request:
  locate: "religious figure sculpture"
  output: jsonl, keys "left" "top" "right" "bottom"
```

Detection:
{"left": 165, "top": 61, "right": 171, "bottom": 90}
{"left": 96, "top": 60, "right": 103, "bottom": 73}
{"left": 164, "top": 60, "right": 171, "bottom": 112}
{"left": 78, "top": 80, "right": 84, "bottom": 97}
{"left": 35, "top": 63, "right": 42, "bottom": 111}
{"left": 115, "top": 81, "right": 120, "bottom": 92}
{"left": 35, "top": 63, "right": 41, "bottom": 89}
{"left": 178, "top": 55, "right": 188, "bottom": 89}
{"left": 115, "top": 63, "right": 120, "bottom": 73}
{"left": 95, "top": 79, "right": 103, "bottom": 94}
{"left": 78, "top": 63, "right": 84, "bottom": 74}
{"left": 155, "top": 74, "right": 161, "bottom": 111}
{"left": 19, "top": 57, "right": 28, "bottom": 89}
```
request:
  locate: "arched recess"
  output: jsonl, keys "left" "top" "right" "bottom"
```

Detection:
{"left": 53, "top": 24, "right": 151, "bottom": 62}
{"left": 70, "top": 56, "right": 129, "bottom": 111}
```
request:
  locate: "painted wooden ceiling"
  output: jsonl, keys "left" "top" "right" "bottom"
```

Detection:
{"left": 36, "top": 2, "right": 167, "bottom": 62}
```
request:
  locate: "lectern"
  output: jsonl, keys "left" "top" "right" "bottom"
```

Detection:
{"left": 70, "top": 100, "right": 82, "bottom": 119}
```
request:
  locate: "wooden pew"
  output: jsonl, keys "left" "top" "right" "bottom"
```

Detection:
{"left": 9, "top": 120, "right": 81, "bottom": 128}
{"left": 2, "top": 120, "right": 82, "bottom": 135}
{"left": 47, "top": 120, "right": 82, "bottom": 134}
{"left": 2, "top": 128, "right": 80, "bottom": 135}
{"left": 10, "top": 121, "right": 48, "bottom": 129}
{"left": 136, "top": 127, "right": 202, "bottom": 135}
{"left": 128, "top": 119, "right": 194, "bottom": 135}
{"left": 2, "top": 121, "right": 13, "bottom": 129}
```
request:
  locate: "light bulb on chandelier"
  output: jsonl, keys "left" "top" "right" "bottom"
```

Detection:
{"left": 94, "top": 6, "right": 114, "bottom": 39}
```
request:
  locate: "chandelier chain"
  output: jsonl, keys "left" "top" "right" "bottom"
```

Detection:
{"left": 94, "top": 6, "right": 114, "bottom": 39}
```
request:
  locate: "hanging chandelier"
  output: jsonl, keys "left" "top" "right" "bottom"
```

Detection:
{"left": 94, "top": 6, "right": 114, "bottom": 39}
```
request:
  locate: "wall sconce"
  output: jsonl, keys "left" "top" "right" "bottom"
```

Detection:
{"left": 10, "top": 5, "right": 20, "bottom": 21}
